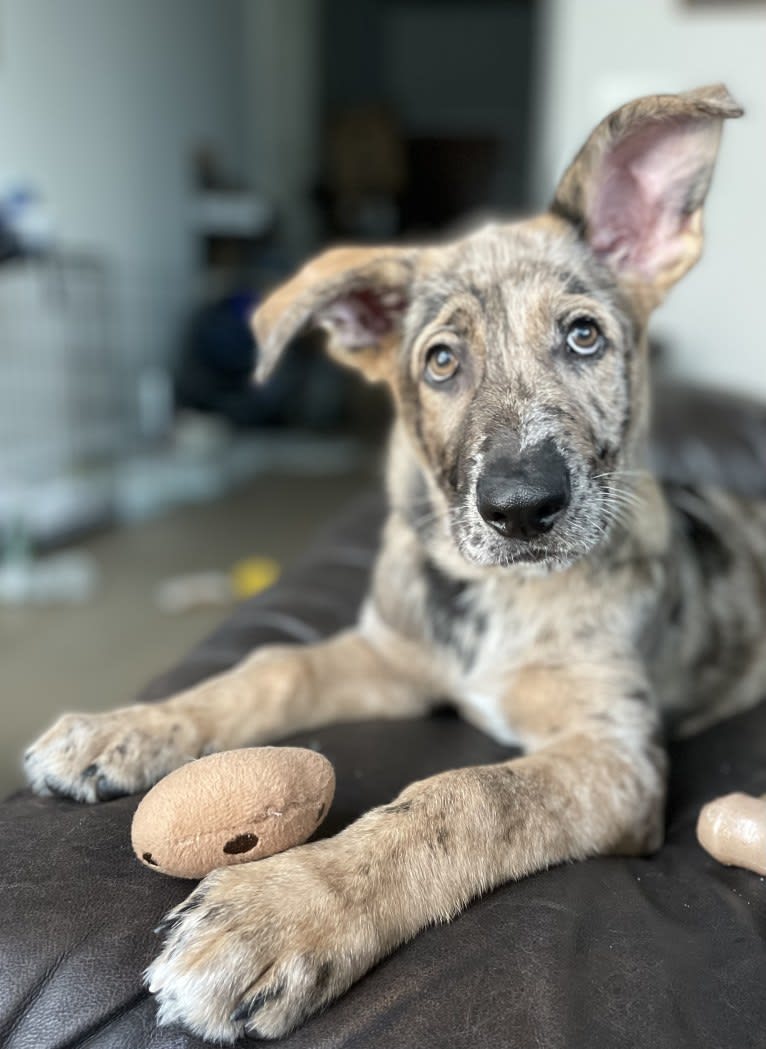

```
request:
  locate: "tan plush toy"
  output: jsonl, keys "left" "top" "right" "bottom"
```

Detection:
{"left": 131, "top": 747, "right": 335, "bottom": 879}
{"left": 696, "top": 792, "right": 766, "bottom": 877}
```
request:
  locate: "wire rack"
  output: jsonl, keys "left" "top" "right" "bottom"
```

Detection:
{"left": 0, "top": 254, "right": 198, "bottom": 540}
{"left": 0, "top": 255, "right": 122, "bottom": 484}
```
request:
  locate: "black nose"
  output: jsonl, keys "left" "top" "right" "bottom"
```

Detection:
{"left": 476, "top": 440, "right": 571, "bottom": 540}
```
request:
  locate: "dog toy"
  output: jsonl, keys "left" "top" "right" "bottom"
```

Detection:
{"left": 156, "top": 557, "right": 281, "bottom": 614}
{"left": 131, "top": 747, "right": 335, "bottom": 879}
{"left": 696, "top": 792, "right": 766, "bottom": 876}
{"left": 231, "top": 556, "right": 280, "bottom": 598}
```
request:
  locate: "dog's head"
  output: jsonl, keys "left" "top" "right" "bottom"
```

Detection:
{"left": 254, "top": 85, "right": 741, "bottom": 571}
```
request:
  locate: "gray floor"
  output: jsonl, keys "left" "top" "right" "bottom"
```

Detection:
{"left": 0, "top": 471, "right": 375, "bottom": 799}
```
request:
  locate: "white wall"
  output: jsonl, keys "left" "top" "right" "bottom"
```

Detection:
{"left": 242, "top": 0, "right": 320, "bottom": 257}
{"left": 0, "top": 0, "right": 249, "bottom": 362}
{"left": 535, "top": 0, "right": 766, "bottom": 397}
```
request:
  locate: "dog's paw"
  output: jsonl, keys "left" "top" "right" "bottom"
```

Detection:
{"left": 146, "top": 846, "right": 378, "bottom": 1041}
{"left": 24, "top": 706, "right": 202, "bottom": 802}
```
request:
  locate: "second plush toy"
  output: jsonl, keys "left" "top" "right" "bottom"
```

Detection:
{"left": 131, "top": 746, "right": 335, "bottom": 879}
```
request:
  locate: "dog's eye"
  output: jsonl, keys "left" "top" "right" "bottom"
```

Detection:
{"left": 424, "top": 344, "right": 460, "bottom": 383}
{"left": 566, "top": 319, "right": 604, "bottom": 356}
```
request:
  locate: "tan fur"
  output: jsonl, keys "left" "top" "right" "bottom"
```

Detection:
{"left": 25, "top": 86, "right": 754, "bottom": 1042}
{"left": 252, "top": 246, "right": 417, "bottom": 383}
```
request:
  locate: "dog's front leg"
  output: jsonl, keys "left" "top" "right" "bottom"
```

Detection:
{"left": 25, "top": 627, "right": 432, "bottom": 802}
{"left": 148, "top": 672, "right": 665, "bottom": 1042}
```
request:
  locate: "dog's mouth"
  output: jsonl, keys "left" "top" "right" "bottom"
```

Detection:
{"left": 454, "top": 528, "right": 583, "bottom": 572}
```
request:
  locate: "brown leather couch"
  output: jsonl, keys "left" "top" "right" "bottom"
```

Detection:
{"left": 2, "top": 381, "right": 766, "bottom": 1049}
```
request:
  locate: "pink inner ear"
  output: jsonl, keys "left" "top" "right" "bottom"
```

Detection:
{"left": 588, "top": 117, "right": 711, "bottom": 278}
{"left": 320, "top": 287, "right": 408, "bottom": 350}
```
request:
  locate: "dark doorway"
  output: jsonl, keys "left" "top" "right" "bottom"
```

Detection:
{"left": 318, "top": 0, "right": 539, "bottom": 240}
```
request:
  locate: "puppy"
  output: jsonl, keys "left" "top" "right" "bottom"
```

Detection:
{"left": 26, "top": 85, "right": 764, "bottom": 1042}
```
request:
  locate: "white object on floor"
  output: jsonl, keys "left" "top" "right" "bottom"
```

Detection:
{"left": 155, "top": 572, "right": 232, "bottom": 614}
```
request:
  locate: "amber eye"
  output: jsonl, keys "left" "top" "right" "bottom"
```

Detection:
{"left": 566, "top": 319, "right": 604, "bottom": 356}
{"left": 424, "top": 344, "right": 460, "bottom": 383}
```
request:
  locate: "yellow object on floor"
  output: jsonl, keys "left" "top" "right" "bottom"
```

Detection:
{"left": 231, "top": 556, "right": 281, "bottom": 598}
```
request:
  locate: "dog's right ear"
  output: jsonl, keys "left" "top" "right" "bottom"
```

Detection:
{"left": 251, "top": 246, "right": 417, "bottom": 383}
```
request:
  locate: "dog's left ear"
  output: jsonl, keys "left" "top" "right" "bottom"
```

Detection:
{"left": 552, "top": 84, "right": 743, "bottom": 303}
{"left": 252, "top": 245, "right": 417, "bottom": 382}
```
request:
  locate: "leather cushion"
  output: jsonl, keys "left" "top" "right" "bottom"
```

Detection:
{"left": 3, "top": 382, "right": 766, "bottom": 1049}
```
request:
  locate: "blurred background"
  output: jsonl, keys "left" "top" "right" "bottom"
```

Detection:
{"left": 1, "top": 0, "right": 764, "bottom": 795}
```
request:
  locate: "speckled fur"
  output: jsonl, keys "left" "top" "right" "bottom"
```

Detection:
{"left": 26, "top": 86, "right": 762, "bottom": 1042}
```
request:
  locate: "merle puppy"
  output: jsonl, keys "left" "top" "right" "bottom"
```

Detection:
{"left": 26, "top": 85, "right": 763, "bottom": 1042}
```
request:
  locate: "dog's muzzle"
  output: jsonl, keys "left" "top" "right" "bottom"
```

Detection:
{"left": 476, "top": 438, "right": 571, "bottom": 541}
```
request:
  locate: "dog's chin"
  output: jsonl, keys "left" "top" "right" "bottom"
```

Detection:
{"left": 458, "top": 544, "right": 578, "bottom": 574}
{"left": 453, "top": 523, "right": 601, "bottom": 575}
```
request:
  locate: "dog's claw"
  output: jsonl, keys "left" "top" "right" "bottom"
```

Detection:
{"left": 94, "top": 774, "right": 125, "bottom": 801}
{"left": 231, "top": 982, "right": 284, "bottom": 1024}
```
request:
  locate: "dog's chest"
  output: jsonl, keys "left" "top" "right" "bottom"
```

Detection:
{"left": 449, "top": 594, "right": 542, "bottom": 746}
{"left": 431, "top": 580, "right": 530, "bottom": 671}
{"left": 423, "top": 561, "right": 574, "bottom": 663}
{"left": 420, "top": 568, "right": 563, "bottom": 737}
{"left": 417, "top": 559, "right": 628, "bottom": 745}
